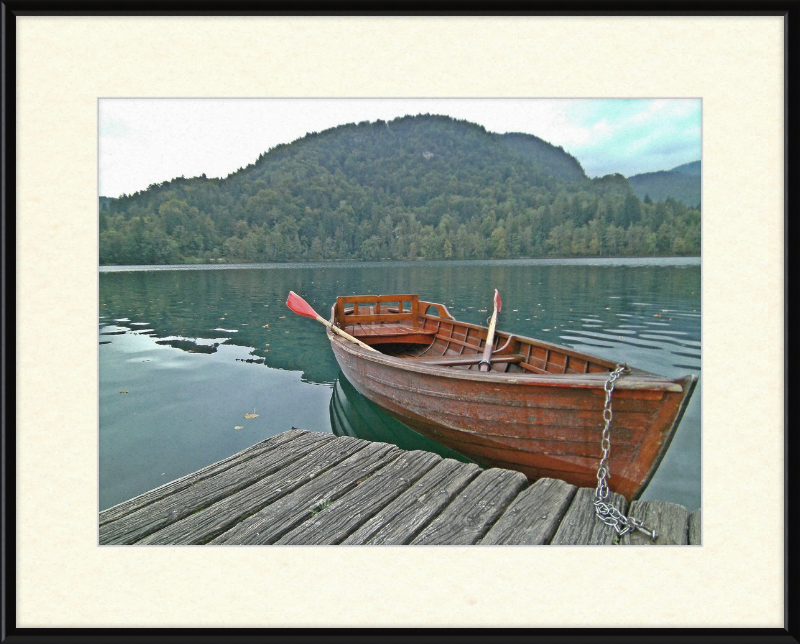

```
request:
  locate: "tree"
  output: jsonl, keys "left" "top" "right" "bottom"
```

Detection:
{"left": 99, "top": 114, "right": 699, "bottom": 265}
{"left": 490, "top": 227, "right": 508, "bottom": 258}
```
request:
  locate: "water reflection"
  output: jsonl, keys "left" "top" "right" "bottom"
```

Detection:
{"left": 100, "top": 258, "right": 700, "bottom": 510}
{"left": 330, "top": 373, "right": 475, "bottom": 464}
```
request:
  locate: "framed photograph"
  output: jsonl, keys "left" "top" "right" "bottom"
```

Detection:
{"left": 5, "top": 5, "right": 792, "bottom": 641}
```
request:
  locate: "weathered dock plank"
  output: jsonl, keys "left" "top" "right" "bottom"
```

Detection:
{"left": 550, "top": 488, "right": 629, "bottom": 545}
{"left": 99, "top": 429, "right": 699, "bottom": 546}
{"left": 100, "top": 431, "right": 331, "bottom": 544}
{"left": 341, "top": 459, "right": 483, "bottom": 545}
{"left": 688, "top": 508, "right": 701, "bottom": 545}
{"left": 481, "top": 478, "right": 577, "bottom": 545}
{"left": 620, "top": 500, "right": 689, "bottom": 545}
{"left": 210, "top": 441, "right": 400, "bottom": 545}
{"left": 138, "top": 435, "right": 369, "bottom": 545}
{"left": 99, "top": 429, "right": 306, "bottom": 526}
{"left": 276, "top": 450, "right": 442, "bottom": 545}
{"left": 411, "top": 468, "right": 528, "bottom": 545}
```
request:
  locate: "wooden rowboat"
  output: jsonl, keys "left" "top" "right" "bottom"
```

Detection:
{"left": 326, "top": 293, "right": 697, "bottom": 501}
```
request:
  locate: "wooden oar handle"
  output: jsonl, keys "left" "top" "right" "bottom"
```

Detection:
{"left": 316, "top": 315, "right": 377, "bottom": 352}
{"left": 479, "top": 310, "right": 500, "bottom": 372}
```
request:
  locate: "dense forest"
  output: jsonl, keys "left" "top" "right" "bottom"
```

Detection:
{"left": 99, "top": 115, "right": 701, "bottom": 265}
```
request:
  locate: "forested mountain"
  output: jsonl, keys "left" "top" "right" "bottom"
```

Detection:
{"left": 99, "top": 114, "right": 701, "bottom": 265}
{"left": 498, "top": 132, "right": 587, "bottom": 182}
{"left": 627, "top": 161, "right": 701, "bottom": 207}
{"left": 671, "top": 160, "right": 701, "bottom": 176}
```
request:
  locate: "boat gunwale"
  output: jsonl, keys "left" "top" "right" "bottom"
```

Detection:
{"left": 341, "top": 297, "right": 626, "bottom": 372}
{"left": 327, "top": 328, "right": 686, "bottom": 393}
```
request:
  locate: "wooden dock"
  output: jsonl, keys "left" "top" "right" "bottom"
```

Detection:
{"left": 99, "top": 429, "right": 701, "bottom": 546}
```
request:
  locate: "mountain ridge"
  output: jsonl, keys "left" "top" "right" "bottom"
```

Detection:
{"left": 627, "top": 160, "right": 701, "bottom": 206}
{"left": 99, "top": 114, "right": 700, "bottom": 264}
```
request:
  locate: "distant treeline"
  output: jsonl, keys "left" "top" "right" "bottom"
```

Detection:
{"left": 99, "top": 114, "right": 700, "bottom": 265}
{"left": 627, "top": 161, "right": 701, "bottom": 207}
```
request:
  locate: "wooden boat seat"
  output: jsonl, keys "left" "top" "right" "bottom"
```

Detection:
{"left": 336, "top": 294, "right": 438, "bottom": 345}
{"left": 407, "top": 353, "right": 525, "bottom": 367}
{"left": 344, "top": 322, "right": 437, "bottom": 346}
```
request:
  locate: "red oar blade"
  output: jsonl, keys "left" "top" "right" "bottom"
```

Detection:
{"left": 286, "top": 291, "right": 320, "bottom": 320}
{"left": 494, "top": 289, "right": 502, "bottom": 313}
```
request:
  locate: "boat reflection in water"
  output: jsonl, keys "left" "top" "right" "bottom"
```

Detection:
{"left": 330, "top": 373, "right": 477, "bottom": 465}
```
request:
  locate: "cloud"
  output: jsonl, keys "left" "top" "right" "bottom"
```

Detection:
{"left": 560, "top": 99, "right": 701, "bottom": 177}
{"left": 98, "top": 98, "right": 701, "bottom": 196}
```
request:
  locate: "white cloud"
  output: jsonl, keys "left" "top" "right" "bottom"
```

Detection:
{"left": 99, "top": 98, "right": 701, "bottom": 196}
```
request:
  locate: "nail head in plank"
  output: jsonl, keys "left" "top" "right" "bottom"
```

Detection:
{"left": 411, "top": 468, "right": 529, "bottom": 545}
{"left": 481, "top": 478, "right": 577, "bottom": 545}
{"left": 99, "top": 429, "right": 307, "bottom": 526}
{"left": 137, "top": 436, "right": 369, "bottom": 545}
{"left": 100, "top": 431, "right": 332, "bottom": 544}
{"left": 210, "top": 441, "right": 401, "bottom": 545}
{"left": 342, "top": 459, "right": 483, "bottom": 545}
{"left": 276, "top": 450, "right": 442, "bottom": 545}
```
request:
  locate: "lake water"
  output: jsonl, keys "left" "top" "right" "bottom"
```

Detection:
{"left": 99, "top": 257, "right": 701, "bottom": 512}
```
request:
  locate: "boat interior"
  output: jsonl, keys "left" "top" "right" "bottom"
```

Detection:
{"left": 332, "top": 294, "right": 619, "bottom": 375}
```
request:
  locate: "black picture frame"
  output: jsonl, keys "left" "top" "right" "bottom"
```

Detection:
{"left": 1, "top": 2, "right": 794, "bottom": 642}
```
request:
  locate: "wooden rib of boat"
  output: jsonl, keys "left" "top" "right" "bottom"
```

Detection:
{"left": 326, "top": 294, "right": 697, "bottom": 501}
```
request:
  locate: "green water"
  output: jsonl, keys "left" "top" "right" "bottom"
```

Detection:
{"left": 99, "top": 258, "right": 701, "bottom": 511}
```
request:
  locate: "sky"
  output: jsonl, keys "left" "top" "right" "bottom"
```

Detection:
{"left": 99, "top": 98, "right": 701, "bottom": 198}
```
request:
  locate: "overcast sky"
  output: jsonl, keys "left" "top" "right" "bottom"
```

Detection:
{"left": 99, "top": 98, "right": 701, "bottom": 198}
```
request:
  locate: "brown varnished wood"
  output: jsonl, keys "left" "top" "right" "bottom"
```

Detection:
{"left": 326, "top": 294, "right": 697, "bottom": 501}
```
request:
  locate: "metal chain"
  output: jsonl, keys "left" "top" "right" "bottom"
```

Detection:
{"left": 593, "top": 364, "right": 659, "bottom": 540}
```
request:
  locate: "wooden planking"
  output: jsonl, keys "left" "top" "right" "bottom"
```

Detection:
{"left": 99, "top": 429, "right": 698, "bottom": 547}
{"left": 210, "top": 441, "right": 401, "bottom": 545}
{"left": 550, "top": 487, "right": 629, "bottom": 545}
{"left": 137, "top": 436, "right": 369, "bottom": 545}
{"left": 688, "top": 509, "right": 701, "bottom": 545}
{"left": 433, "top": 333, "right": 484, "bottom": 352}
{"left": 620, "top": 500, "right": 689, "bottom": 545}
{"left": 100, "top": 431, "right": 331, "bottom": 545}
{"left": 99, "top": 429, "right": 306, "bottom": 526}
{"left": 481, "top": 478, "right": 577, "bottom": 545}
{"left": 346, "top": 312, "right": 416, "bottom": 325}
{"left": 276, "top": 451, "right": 442, "bottom": 545}
{"left": 411, "top": 468, "right": 529, "bottom": 545}
{"left": 342, "top": 459, "right": 483, "bottom": 545}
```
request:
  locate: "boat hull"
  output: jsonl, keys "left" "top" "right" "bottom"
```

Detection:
{"left": 330, "top": 333, "right": 696, "bottom": 500}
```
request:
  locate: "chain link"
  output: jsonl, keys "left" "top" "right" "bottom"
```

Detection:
{"left": 593, "top": 364, "right": 658, "bottom": 541}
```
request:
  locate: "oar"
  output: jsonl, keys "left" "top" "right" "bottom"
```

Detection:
{"left": 479, "top": 289, "right": 502, "bottom": 372}
{"left": 285, "top": 291, "right": 377, "bottom": 352}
